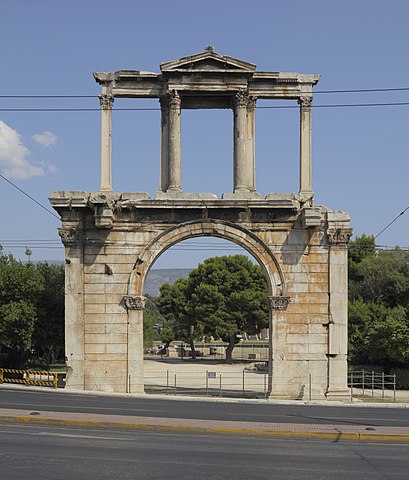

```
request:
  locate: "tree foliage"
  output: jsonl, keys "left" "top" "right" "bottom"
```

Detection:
{"left": 348, "top": 235, "right": 409, "bottom": 366}
{"left": 157, "top": 255, "right": 269, "bottom": 360}
{"left": 143, "top": 295, "right": 165, "bottom": 349}
{"left": 0, "top": 251, "right": 65, "bottom": 368}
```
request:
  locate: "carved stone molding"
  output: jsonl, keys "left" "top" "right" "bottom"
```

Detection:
{"left": 99, "top": 94, "right": 114, "bottom": 109}
{"left": 168, "top": 89, "right": 181, "bottom": 107}
{"left": 247, "top": 95, "right": 257, "bottom": 111}
{"left": 268, "top": 296, "right": 291, "bottom": 311}
{"left": 234, "top": 90, "right": 249, "bottom": 108}
{"left": 123, "top": 295, "right": 146, "bottom": 310}
{"left": 58, "top": 227, "right": 85, "bottom": 246}
{"left": 298, "top": 96, "right": 313, "bottom": 111}
{"left": 327, "top": 227, "right": 353, "bottom": 245}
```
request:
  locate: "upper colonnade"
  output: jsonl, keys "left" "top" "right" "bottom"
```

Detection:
{"left": 94, "top": 47, "right": 320, "bottom": 203}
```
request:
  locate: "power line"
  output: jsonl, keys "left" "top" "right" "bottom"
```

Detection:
{"left": 315, "top": 87, "right": 409, "bottom": 94}
{"left": 1, "top": 87, "right": 409, "bottom": 98}
{"left": 374, "top": 206, "right": 409, "bottom": 239}
{"left": 256, "top": 102, "right": 409, "bottom": 109}
{"left": 1, "top": 238, "right": 408, "bottom": 251}
{"left": 1, "top": 102, "right": 408, "bottom": 113}
{"left": 0, "top": 174, "right": 60, "bottom": 220}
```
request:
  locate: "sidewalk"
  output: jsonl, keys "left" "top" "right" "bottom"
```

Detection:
{"left": 1, "top": 407, "right": 409, "bottom": 442}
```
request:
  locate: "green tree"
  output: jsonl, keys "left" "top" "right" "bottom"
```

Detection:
{"left": 158, "top": 255, "right": 269, "bottom": 361}
{"left": 348, "top": 234, "right": 409, "bottom": 366}
{"left": 32, "top": 263, "right": 65, "bottom": 366}
{"left": 0, "top": 253, "right": 44, "bottom": 367}
{"left": 143, "top": 296, "right": 165, "bottom": 349}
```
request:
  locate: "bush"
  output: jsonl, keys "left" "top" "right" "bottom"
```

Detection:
{"left": 390, "top": 368, "right": 409, "bottom": 390}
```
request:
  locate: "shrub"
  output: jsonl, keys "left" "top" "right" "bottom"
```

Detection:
{"left": 390, "top": 368, "right": 409, "bottom": 390}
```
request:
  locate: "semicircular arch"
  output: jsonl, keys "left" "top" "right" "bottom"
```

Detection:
{"left": 128, "top": 219, "right": 285, "bottom": 297}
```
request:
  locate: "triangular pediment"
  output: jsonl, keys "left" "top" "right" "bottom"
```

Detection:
{"left": 160, "top": 47, "right": 256, "bottom": 73}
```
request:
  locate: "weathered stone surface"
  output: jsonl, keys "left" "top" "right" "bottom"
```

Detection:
{"left": 51, "top": 51, "right": 351, "bottom": 399}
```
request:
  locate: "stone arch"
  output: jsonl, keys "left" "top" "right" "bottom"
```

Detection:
{"left": 127, "top": 219, "right": 286, "bottom": 297}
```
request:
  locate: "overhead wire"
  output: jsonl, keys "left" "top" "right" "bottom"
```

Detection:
{"left": 0, "top": 174, "right": 60, "bottom": 220}
{"left": 1, "top": 87, "right": 409, "bottom": 98}
{"left": 1, "top": 102, "right": 409, "bottom": 112}
{"left": 374, "top": 207, "right": 409, "bottom": 239}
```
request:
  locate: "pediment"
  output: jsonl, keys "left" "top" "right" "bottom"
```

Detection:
{"left": 160, "top": 47, "right": 256, "bottom": 73}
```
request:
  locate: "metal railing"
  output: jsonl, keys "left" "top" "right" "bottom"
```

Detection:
{"left": 348, "top": 370, "right": 396, "bottom": 402}
{"left": 0, "top": 368, "right": 62, "bottom": 389}
{"left": 144, "top": 369, "right": 269, "bottom": 398}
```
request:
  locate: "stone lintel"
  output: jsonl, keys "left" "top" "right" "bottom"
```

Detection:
{"left": 50, "top": 191, "right": 302, "bottom": 211}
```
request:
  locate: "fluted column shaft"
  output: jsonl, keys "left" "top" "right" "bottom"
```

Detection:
{"left": 159, "top": 97, "right": 170, "bottom": 192}
{"left": 247, "top": 96, "right": 256, "bottom": 192}
{"left": 168, "top": 90, "right": 181, "bottom": 192}
{"left": 299, "top": 96, "right": 313, "bottom": 199}
{"left": 233, "top": 92, "right": 251, "bottom": 192}
{"left": 99, "top": 93, "right": 114, "bottom": 192}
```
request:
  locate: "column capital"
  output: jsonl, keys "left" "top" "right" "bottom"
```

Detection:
{"left": 99, "top": 94, "right": 114, "bottom": 109}
{"left": 268, "top": 296, "right": 291, "bottom": 311}
{"left": 123, "top": 295, "right": 146, "bottom": 310}
{"left": 247, "top": 95, "right": 257, "bottom": 111}
{"left": 168, "top": 89, "right": 181, "bottom": 107}
{"left": 298, "top": 96, "right": 313, "bottom": 111}
{"left": 58, "top": 227, "right": 85, "bottom": 246}
{"left": 234, "top": 90, "right": 249, "bottom": 108}
{"left": 327, "top": 227, "right": 353, "bottom": 245}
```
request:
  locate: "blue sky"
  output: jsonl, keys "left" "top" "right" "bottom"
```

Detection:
{"left": 0, "top": 0, "right": 408, "bottom": 268}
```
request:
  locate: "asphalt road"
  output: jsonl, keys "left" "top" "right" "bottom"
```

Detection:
{"left": 1, "top": 387, "right": 408, "bottom": 427}
{"left": 1, "top": 423, "right": 408, "bottom": 480}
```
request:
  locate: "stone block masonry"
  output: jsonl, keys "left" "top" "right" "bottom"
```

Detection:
{"left": 50, "top": 49, "right": 352, "bottom": 400}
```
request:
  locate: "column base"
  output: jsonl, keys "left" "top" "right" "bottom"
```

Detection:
{"left": 156, "top": 191, "right": 218, "bottom": 200}
{"left": 222, "top": 191, "right": 261, "bottom": 200}
{"left": 298, "top": 190, "right": 314, "bottom": 205}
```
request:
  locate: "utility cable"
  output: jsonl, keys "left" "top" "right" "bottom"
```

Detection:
{"left": 1, "top": 102, "right": 409, "bottom": 112}
{"left": 1, "top": 87, "right": 409, "bottom": 98}
{"left": 374, "top": 206, "right": 409, "bottom": 239}
{"left": 0, "top": 174, "right": 60, "bottom": 220}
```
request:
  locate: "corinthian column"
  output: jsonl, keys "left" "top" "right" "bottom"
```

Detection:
{"left": 159, "top": 96, "right": 170, "bottom": 192}
{"left": 99, "top": 93, "right": 114, "bottom": 192}
{"left": 233, "top": 91, "right": 251, "bottom": 193}
{"left": 247, "top": 96, "right": 257, "bottom": 192}
{"left": 168, "top": 90, "right": 181, "bottom": 192}
{"left": 298, "top": 96, "right": 313, "bottom": 201}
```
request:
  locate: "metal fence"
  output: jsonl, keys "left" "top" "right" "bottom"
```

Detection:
{"left": 144, "top": 369, "right": 269, "bottom": 398}
{"left": 348, "top": 370, "right": 396, "bottom": 402}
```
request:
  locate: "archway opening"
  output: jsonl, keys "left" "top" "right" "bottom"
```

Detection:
{"left": 139, "top": 233, "right": 280, "bottom": 398}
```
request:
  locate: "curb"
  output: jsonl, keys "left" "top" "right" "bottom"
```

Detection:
{"left": 1, "top": 384, "right": 409, "bottom": 408}
{"left": 1, "top": 414, "right": 409, "bottom": 443}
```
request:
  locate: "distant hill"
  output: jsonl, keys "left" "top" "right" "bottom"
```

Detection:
{"left": 34, "top": 261, "right": 191, "bottom": 298}
{"left": 143, "top": 268, "right": 192, "bottom": 297}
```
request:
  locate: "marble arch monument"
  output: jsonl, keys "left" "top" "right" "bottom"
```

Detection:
{"left": 50, "top": 48, "right": 352, "bottom": 399}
